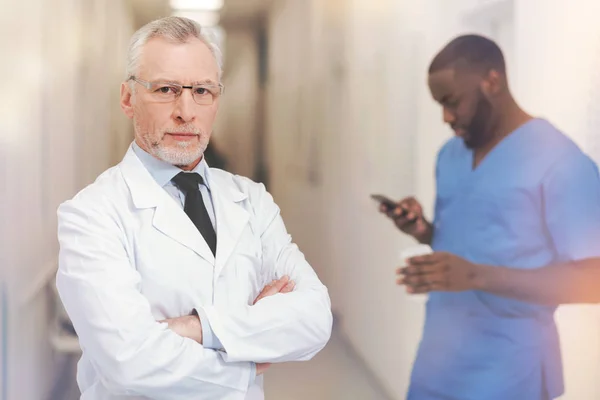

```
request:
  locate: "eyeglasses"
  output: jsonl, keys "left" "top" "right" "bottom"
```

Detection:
{"left": 128, "top": 76, "right": 224, "bottom": 105}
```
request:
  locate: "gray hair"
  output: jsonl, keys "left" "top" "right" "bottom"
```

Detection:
{"left": 126, "top": 16, "right": 223, "bottom": 82}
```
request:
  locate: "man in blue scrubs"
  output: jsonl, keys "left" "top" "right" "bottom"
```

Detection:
{"left": 380, "top": 34, "right": 600, "bottom": 400}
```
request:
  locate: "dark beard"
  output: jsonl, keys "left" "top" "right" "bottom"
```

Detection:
{"left": 464, "top": 89, "right": 493, "bottom": 149}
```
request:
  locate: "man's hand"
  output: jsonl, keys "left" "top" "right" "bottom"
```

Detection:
{"left": 256, "top": 362, "right": 271, "bottom": 376}
{"left": 396, "top": 252, "right": 483, "bottom": 293}
{"left": 161, "top": 314, "right": 203, "bottom": 344}
{"left": 253, "top": 275, "right": 295, "bottom": 305}
{"left": 159, "top": 277, "right": 294, "bottom": 363}
{"left": 379, "top": 196, "right": 433, "bottom": 244}
{"left": 162, "top": 316, "right": 273, "bottom": 376}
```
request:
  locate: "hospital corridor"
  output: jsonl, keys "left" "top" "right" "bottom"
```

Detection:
{"left": 3, "top": 0, "right": 600, "bottom": 399}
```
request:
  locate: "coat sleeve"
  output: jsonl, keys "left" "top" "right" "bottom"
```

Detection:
{"left": 56, "top": 195, "right": 253, "bottom": 400}
{"left": 200, "top": 182, "right": 333, "bottom": 364}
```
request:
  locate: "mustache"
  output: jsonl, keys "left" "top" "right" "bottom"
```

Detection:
{"left": 162, "top": 125, "right": 202, "bottom": 135}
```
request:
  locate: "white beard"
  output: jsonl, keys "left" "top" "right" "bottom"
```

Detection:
{"left": 151, "top": 140, "right": 205, "bottom": 166}
{"left": 134, "top": 117, "right": 207, "bottom": 166}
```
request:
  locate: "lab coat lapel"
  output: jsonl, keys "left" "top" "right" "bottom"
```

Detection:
{"left": 209, "top": 173, "right": 250, "bottom": 279}
{"left": 119, "top": 146, "right": 215, "bottom": 263}
{"left": 152, "top": 200, "right": 216, "bottom": 263}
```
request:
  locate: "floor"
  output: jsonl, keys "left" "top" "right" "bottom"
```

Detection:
{"left": 264, "top": 330, "right": 392, "bottom": 400}
{"left": 50, "top": 329, "right": 392, "bottom": 400}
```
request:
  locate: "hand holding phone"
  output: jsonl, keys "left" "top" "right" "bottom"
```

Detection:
{"left": 371, "top": 194, "right": 401, "bottom": 212}
{"left": 372, "top": 194, "right": 432, "bottom": 244}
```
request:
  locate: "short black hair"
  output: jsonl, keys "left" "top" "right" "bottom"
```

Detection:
{"left": 428, "top": 34, "right": 506, "bottom": 75}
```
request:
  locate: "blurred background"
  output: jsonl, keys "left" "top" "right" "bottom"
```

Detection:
{"left": 2, "top": 0, "right": 600, "bottom": 399}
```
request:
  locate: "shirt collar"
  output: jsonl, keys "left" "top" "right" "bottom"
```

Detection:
{"left": 132, "top": 141, "right": 211, "bottom": 190}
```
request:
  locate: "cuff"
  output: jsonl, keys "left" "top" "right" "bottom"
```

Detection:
{"left": 249, "top": 362, "right": 256, "bottom": 388}
{"left": 195, "top": 307, "right": 224, "bottom": 350}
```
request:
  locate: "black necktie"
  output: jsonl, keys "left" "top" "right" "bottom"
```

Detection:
{"left": 172, "top": 172, "right": 217, "bottom": 256}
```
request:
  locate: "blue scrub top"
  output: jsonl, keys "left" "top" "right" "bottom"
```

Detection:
{"left": 408, "top": 119, "right": 600, "bottom": 400}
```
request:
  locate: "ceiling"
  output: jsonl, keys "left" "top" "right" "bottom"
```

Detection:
{"left": 127, "top": 0, "right": 275, "bottom": 29}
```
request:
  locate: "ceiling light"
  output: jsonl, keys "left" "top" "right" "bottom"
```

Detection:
{"left": 170, "top": 0, "right": 224, "bottom": 11}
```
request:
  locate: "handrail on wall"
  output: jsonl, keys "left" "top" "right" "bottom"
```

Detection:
{"left": 47, "top": 265, "right": 81, "bottom": 354}
{"left": 1, "top": 282, "right": 8, "bottom": 400}
{"left": 49, "top": 273, "right": 81, "bottom": 354}
{"left": 19, "top": 260, "right": 58, "bottom": 307}
{"left": 17, "top": 259, "right": 81, "bottom": 354}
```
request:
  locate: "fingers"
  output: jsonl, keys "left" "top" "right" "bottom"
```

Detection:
{"left": 253, "top": 281, "right": 274, "bottom": 305}
{"left": 270, "top": 276, "right": 290, "bottom": 293}
{"left": 253, "top": 276, "right": 294, "bottom": 304}
{"left": 393, "top": 214, "right": 418, "bottom": 230}
{"left": 385, "top": 197, "right": 423, "bottom": 229}
{"left": 406, "top": 252, "right": 445, "bottom": 266}
{"left": 268, "top": 277, "right": 295, "bottom": 293}
{"left": 405, "top": 281, "right": 445, "bottom": 294}
{"left": 253, "top": 279, "right": 277, "bottom": 304}
{"left": 395, "top": 253, "right": 443, "bottom": 276}
{"left": 396, "top": 263, "right": 440, "bottom": 276}
{"left": 280, "top": 280, "right": 295, "bottom": 293}
{"left": 399, "top": 197, "right": 422, "bottom": 215}
{"left": 397, "top": 270, "right": 446, "bottom": 287}
{"left": 256, "top": 362, "right": 272, "bottom": 375}
{"left": 379, "top": 197, "right": 419, "bottom": 216}
{"left": 396, "top": 273, "right": 446, "bottom": 294}
{"left": 396, "top": 255, "right": 447, "bottom": 290}
{"left": 264, "top": 276, "right": 289, "bottom": 294}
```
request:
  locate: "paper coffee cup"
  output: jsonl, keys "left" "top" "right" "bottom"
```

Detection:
{"left": 399, "top": 244, "right": 433, "bottom": 303}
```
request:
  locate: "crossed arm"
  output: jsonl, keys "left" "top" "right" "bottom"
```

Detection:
{"left": 162, "top": 276, "right": 296, "bottom": 376}
{"left": 56, "top": 187, "right": 332, "bottom": 398}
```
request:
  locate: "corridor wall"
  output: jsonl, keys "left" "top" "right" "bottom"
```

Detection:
{"left": 1, "top": 0, "right": 135, "bottom": 398}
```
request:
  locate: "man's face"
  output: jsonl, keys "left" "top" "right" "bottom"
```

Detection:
{"left": 428, "top": 68, "right": 493, "bottom": 149}
{"left": 120, "top": 37, "right": 220, "bottom": 167}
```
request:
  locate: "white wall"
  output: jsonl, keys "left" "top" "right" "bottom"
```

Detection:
{"left": 265, "top": 0, "right": 429, "bottom": 397}
{"left": 1, "top": 0, "right": 134, "bottom": 398}
{"left": 214, "top": 27, "right": 261, "bottom": 177}
{"left": 263, "top": 0, "right": 600, "bottom": 398}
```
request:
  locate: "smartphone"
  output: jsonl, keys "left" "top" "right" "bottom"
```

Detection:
{"left": 370, "top": 194, "right": 398, "bottom": 210}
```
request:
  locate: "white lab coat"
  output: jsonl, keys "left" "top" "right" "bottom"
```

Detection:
{"left": 56, "top": 145, "right": 333, "bottom": 400}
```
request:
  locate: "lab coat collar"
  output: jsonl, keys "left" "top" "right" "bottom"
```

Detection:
{"left": 119, "top": 144, "right": 249, "bottom": 270}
